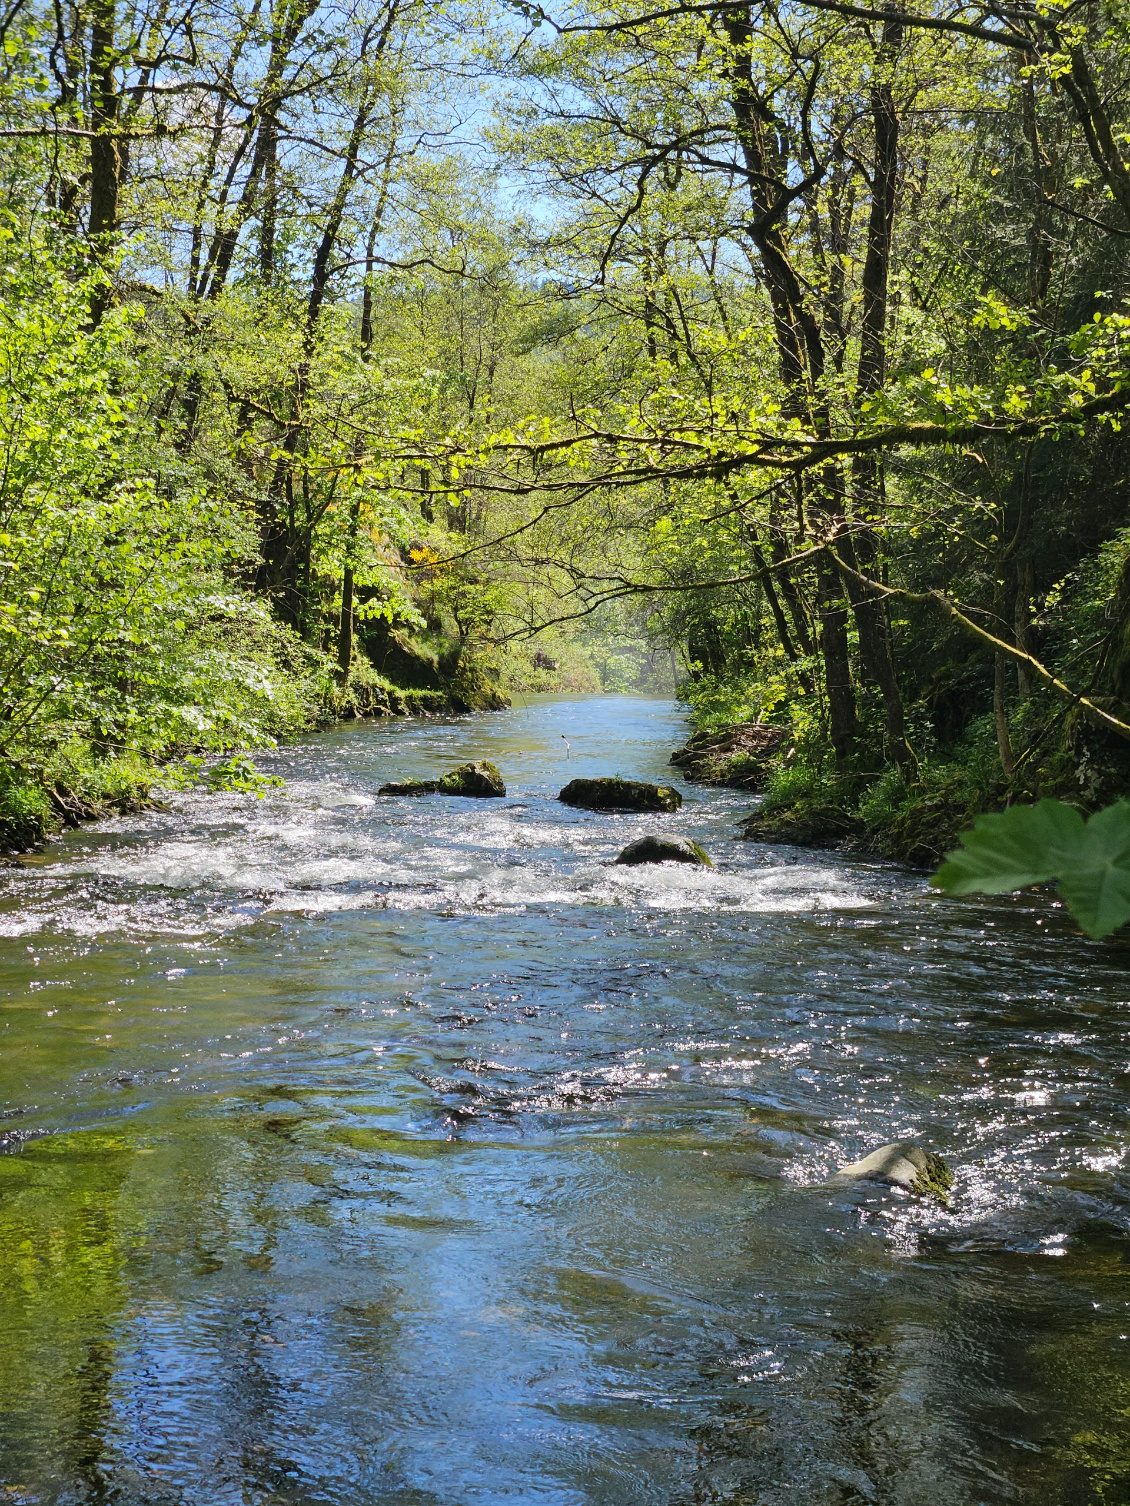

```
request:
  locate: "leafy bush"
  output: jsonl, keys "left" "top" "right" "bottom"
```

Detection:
{"left": 160, "top": 754, "right": 284, "bottom": 797}
{"left": 760, "top": 756, "right": 828, "bottom": 812}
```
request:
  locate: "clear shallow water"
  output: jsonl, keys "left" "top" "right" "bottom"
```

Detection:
{"left": 1, "top": 694, "right": 1129, "bottom": 1506}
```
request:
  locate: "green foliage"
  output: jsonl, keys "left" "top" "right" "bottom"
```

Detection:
{"left": 932, "top": 799, "right": 1130, "bottom": 939}
{"left": 0, "top": 224, "right": 334, "bottom": 767}
{"left": 160, "top": 754, "right": 285, "bottom": 797}
{"left": 761, "top": 756, "right": 827, "bottom": 814}
{"left": 678, "top": 672, "right": 763, "bottom": 732}
{"left": 0, "top": 763, "right": 51, "bottom": 850}
{"left": 0, "top": 744, "right": 155, "bottom": 851}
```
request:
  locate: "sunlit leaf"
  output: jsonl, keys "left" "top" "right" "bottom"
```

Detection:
{"left": 931, "top": 799, "right": 1085, "bottom": 892}
{"left": 932, "top": 799, "right": 1130, "bottom": 939}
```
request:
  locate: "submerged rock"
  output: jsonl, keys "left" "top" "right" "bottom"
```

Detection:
{"left": 615, "top": 836, "right": 713, "bottom": 867}
{"left": 832, "top": 1141, "right": 953, "bottom": 1198}
{"left": 558, "top": 777, "right": 682, "bottom": 813}
{"left": 316, "top": 790, "right": 375, "bottom": 809}
{"left": 378, "top": 760, "right": 506, "bottom": 798}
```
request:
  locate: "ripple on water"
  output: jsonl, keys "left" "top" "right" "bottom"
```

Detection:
{"left": 1, "top": 697, "right": 1128, "bottom": 1506}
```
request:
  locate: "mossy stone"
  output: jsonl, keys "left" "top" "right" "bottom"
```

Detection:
{"left": 558, "top": 777, "right": 682, "bottom": 813}
{"left": 832, "top": 1141, "right": 954, "bottom": 1200}
{"left": 436, "top": 760, "right": 505, "bottom": 797}
{"left": 615, "top": 836, "right": 713, "bottom": 867}
{"left": 378, "top": 760, "right": 505, "bottom": 798}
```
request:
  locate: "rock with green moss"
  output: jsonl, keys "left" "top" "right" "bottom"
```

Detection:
{"left": 558, "top": 777, "right": 682, "bottom": 813}
{"left": 615, "top": 836, "right": 712, "bottom": 867}
{"left": 377, "top": 760, "right": 505, "bottom": 798}
{"left": 832, "top": 1141, "right": 953, "bottom": 1199}
{"left": 740, "top": 803, "right": 866, "bottom": 849}
{"left": 437, "top": 761, "right": 505, "bottom": 796}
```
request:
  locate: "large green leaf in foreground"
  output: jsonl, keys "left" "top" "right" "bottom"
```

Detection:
{"left": 931, "top": 798, "right": 1130, "bottom": 939}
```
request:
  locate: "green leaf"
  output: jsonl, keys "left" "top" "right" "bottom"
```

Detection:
{"left": 1054, "top": 801, "right": 1130, "bottom": 939}
{"left": 931, "top": 799, "right": 1130, "bottom": 939}
{"left": 931, "top": 799, "right": 1085, "bottom": 894}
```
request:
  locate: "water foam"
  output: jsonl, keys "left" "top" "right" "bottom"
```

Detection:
{"left": 0, "top": 760, "right": 881, "bottom": 938}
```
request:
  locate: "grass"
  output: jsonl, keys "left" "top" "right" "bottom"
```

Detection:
{"left": 0, "top": 745, "right": 156, "bottom": 853}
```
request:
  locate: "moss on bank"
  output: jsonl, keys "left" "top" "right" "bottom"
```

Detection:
{"left": 334, "top": 642, "right": 509, "bottom": 718}
{"left": 0, "top": 750, "right": 157, "bottom": 855}
{"left": 739, "top": 756, "right": 1020, "bottom": 867}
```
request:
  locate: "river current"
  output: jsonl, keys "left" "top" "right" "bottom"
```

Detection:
{"left": 1, "top": 695, "right": 1128, "bottom": 1505}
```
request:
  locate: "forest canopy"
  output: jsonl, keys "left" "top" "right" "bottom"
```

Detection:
{"left": 2, "top": 0, "right": 1130, "bottom": 853}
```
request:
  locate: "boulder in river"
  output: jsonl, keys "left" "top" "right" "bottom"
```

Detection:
{"left": 558, "top": 777, "right": 682, "bottom": 813}
{"left": 378, "top": 760, "right": 506, "bottom": 798}
{"left": 615, "top": 836, "right": 713, "bottom": 868}
{"left": 832, "top": 1141, "right": 953, "bottom": 1198}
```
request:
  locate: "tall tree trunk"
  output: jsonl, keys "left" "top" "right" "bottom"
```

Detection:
{"left": 745, "top": 527, "right": 815, "bottom": 693}
{"left": 87, "top": 0, "right": 125, "bottom": 323}
{"left": 336, "top": 563, "right": 355, "bottom": 681}
{"left": 1056, "top": 39, "right": 1130, "bottom": 230}
{"left": 1020, "top": 75, "right": 1055, "bottom": 303}
{"left": 724, "top": 3, "right": 856, "bottom": 761}
{"left": 817, "top": 550, "right": 857, "bottom": 764}
{"left": 1015, "top": 556, "right": 1034, "bottom": 699}
{"left": 813, "top": 468, "right": 858, "bottom": 766}
{"left": 259, "top": 113, "right": 278, "bottom": 283}
{"left": 993, "top": 573, "right": 1015, "bottom": 773}
{"left": 848, "top": 13, "right": 915, "bottom": 776}
{"left": 994, "top": 651, "right": 1015, "bottom": 775}
{"left": 770, "top": 489, "right": 817, "bottom": 660}
{"left": 87, "top": 0, "right": 122, "bottom": 243}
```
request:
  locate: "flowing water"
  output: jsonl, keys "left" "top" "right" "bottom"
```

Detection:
{"left": 1, "top": 694, "right": 1129, "bottom": 1506}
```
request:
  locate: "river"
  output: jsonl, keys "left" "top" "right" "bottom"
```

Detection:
{"left": 0, "top": 694, "right": 1128, "bottom": 1505}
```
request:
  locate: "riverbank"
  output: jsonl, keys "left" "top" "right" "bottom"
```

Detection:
{"left": 673, "top": 715, "right": 1130, "bottom": 867}
{"left": 0, "top": 750, "right": 160, "bottom": 856}
{"left": 0, "top": 654, "right": 511, "bottom": 855}
{"left": 736, "top": 777, "right": 986, "bottom": 868}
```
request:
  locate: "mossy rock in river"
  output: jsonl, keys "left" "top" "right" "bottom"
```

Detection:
{"left": 558, "top": 777, "right": 682, "bottom": 813}
{"left": 615, "top": 836, "right": 713, "bottom": 868}
{"left": 378, "top": 760, "right": 506, "bottom": 798}
{"left": 832, "top": 1141, "right": 953, "bottom": 1200}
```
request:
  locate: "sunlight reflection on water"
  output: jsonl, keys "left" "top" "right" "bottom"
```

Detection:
{"left": 0, "top": 696, "right": 1128, "bottom": 1505}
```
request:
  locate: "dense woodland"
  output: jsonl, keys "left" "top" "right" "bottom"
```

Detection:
{"left": 3, "top": 0, "right": 1130, "bottom": 854}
